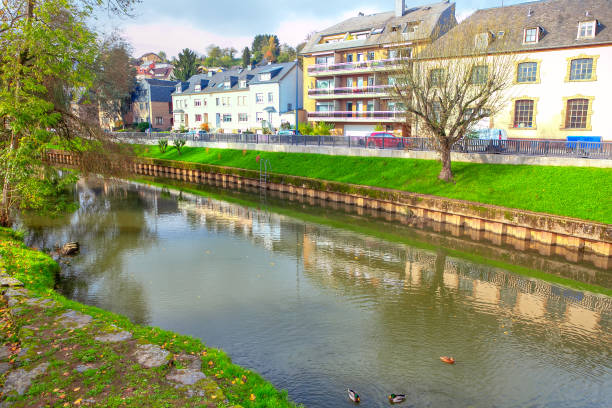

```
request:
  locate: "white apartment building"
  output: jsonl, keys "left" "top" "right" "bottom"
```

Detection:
{"left": 172, "top": 62, "right": 303, "bottom": 132}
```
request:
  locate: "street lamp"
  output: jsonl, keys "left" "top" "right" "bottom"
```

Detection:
{"left": 295, "top": 58, "right": 299, "bottom": 132}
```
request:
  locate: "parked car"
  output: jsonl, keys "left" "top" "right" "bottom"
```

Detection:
{"left": 365, "top": 131, "right": 405, "bottom": 149}
{"left": 186, "top": 129, "right": 208, "bottom": 139}
{"left": 468, "top": 128, "right": 508, "bottom": 140}
{"left": 277, "top": 129, "right": 301, "bottom": 136}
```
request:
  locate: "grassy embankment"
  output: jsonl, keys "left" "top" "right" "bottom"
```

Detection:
{"left": 136, "top": 146, "right": 612, "bottom": 224}
{"left": 0, "top": 227, "right": 298, "bottom": 408}
{"left": 134, "top": 177, "right": 612, "bottom": 297}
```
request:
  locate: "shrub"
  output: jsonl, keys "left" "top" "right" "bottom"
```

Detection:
{"left": 298, "top": 123, "right": 314, "bottom": 136}
{"left": 200, "top": 122, "right": 210, "bottom": 132}
{"left": 374, "top": 124, "right": 385, "bottom": 131}
{"left": 179, "top": 125, "right": 187, "bottom": 133}
{"left": 173, "top": 139, "right": 186, "bottom": 155}
{"left": 313, "top": 121, "right": 333, "bottom": 136}
{"left": 137, "top": 122, "right": 150, "bottom": 132}
{"left": 158, "top": 139, "right": 168, "bottom": 153}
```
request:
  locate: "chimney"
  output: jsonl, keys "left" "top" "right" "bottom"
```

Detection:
{"left": 395, "top": 0, "right": 406, "bottom": 17}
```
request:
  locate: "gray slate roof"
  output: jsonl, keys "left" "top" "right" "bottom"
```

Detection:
{"left": 173, "top": 62, "right": 297, "bottom": 96}
{"left": 133, "top": 79, "right": 179, "bottom": 103}
{"left": 434, "top": 0, "right": 612, "bottom": 54}
{"left": 300, "top": 1, "right": 456, "bottom": 54}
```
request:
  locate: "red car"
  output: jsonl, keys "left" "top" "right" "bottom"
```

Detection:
{"left": 365, "top": 132, "right": 405, "bottom": 149}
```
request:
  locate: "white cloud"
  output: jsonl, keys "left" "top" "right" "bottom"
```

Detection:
{"left": 121, "top": 6, "right": 386, "bottom": 58}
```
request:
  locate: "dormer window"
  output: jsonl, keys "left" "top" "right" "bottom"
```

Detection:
{"left": 175, "top": 85, "right": 182, "bottom": 94}
{"left": 523, "top": 27, "right": 540, "bottom": 44}
{"left": 194, "top": 85, "right": 201, "bottom": 91}
{"left": 259, "top": 73, "right": 271, "bottom": 81}
{"left": 223, "top": 81, "right": 231, "bottom": 89}
{"left": 578, "top": 20, "right": 596, "bottom": 39}
{"left": 371, "top": 27, "right": 384, "bottom": 35}
{"left": 240, "top": 80, "right": 247, "bottom": 88}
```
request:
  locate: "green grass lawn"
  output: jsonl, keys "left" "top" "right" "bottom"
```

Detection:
{"left": 137, "top": 145, "right": 612, "bottom": 224}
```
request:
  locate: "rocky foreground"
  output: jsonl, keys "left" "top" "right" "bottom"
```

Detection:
{"left": 0, "top": 274, "right": 235, "bottom": 407}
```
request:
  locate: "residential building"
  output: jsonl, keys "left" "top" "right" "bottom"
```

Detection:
{"left": 300, "top": 0, "right": 457, "bottom": 136}
{"left": 171, "top": 62, "right": 303, "bottom": 132}
{"left": 139, "top": 52, "right": 162, "bottom": 64}
{"left": 127, "top": 78, "right": 179, "bottom": 130}
{"left": 439, "top": 0, "right": 611, "bottom": 140}
{"left": 136, "top": 63, "right": 175, "bottom": 80}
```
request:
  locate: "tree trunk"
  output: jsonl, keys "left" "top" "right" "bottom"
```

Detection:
{"left": 438, "top": 146, "right": 453, "bottom": 182}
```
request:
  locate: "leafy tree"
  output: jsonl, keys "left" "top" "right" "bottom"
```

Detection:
{"left": 263, "top": 36, "right": 279, "bottom": 62}
{"left": 241, "top": 47, "right": 251, "bottom": 67}
{"left": 0, "top": 0, "right": 139, "bottom": 226}
{"left": 158, "top": 51, "right": 168, "bottom": 62}
{"left": 173, "top": 48, "right": 198, "bottom": 81}
{"left": 277, "top": 44, "right": 296, "bottom": 63}
{"left": 252, "top": 34, "right": 279, "bottom": 63}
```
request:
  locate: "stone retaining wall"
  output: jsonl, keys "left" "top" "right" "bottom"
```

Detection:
{"left": 46, "top": 150, "right": 612, "bottom": 258}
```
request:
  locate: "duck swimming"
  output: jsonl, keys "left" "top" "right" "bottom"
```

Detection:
{"left": 388, "top": 394, "right": 406, "bottom": 403}
{"left": 440, "top": 356, "right": 455, "bottom": 364}
{"left": 347, "top": 389, "right": 360, "bottom": 403}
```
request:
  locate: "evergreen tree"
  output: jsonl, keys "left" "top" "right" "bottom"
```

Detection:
{"left": 242, "top": 47, "right": 251, "bottom": 67}
{"left": 173, "top": 48, "right": 198, "bottom": 81}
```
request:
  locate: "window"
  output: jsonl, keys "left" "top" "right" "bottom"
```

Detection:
{"left": 517, "top": 62, "right": 538, "bottom": 83}
{"left": 569, "top": 58, "right": 593, "bottom": 80}
{"left": 155, "top": 117, "right": 163, "bottom": 125}
{"left": 388, "top": 49, "right": 398, "bottom": 59}
{"left": 287, "top": 103, "right": 292, "bottom": 111}
{"left": 388, "top": 76, "right": 396, "bottom": 86}
{"left": 367, "top": 76, "right": 375, "bottom": 86}
{"left": 316, "top": 79, "right": 333, "bottom": 89}
{"left": 195, "top": 114, "right": 202, "bottom": 122}
{"left": 194, "top": 100, "right": 202, "bottom": 107}
{"left": 216, "top": 98, "right": 220, "bottom": 106}
{"left": 471, "top": 65, "right": 488, "bottom": 84}
{"left": 578, "top": 21, "right": 596, "bottom": 39}
{"left": 346, "top": 78, "right": 354, "bottom": 87}
{"left": 366, "top": 100, "right": 374, "bottom": 111}
{"left": 523, "top": 27, "right": 539, "bottom": 44}
{"left": 432, "top": 101, "right": 442, "bottom": 122}
{"left": 256, "top": 112, "right": 263, "bottom": 122}
{"left": 268, "top": 92, "right": 274, "bottom": 103}
{"left": 565, "top": 99, "right": 589, "bottom": 129}
{"left": 139, "top": 103, "right": 145, "bottom": 110}
{"left": 240, "top": 80, "right": 247, "bottom": 88}
{"left": 513, "top": 100, "right": 534, "bottom": 128}
{"left": 356, "top": 53, "right": 364, "bottom": 62}
{"left": 259, "top": 73, "right": 271, "bottom": 81}
{"left": 315, "top": 102, "right": 334, "bottom": 112}
{"left": 346, "top": 54, "right": 353, "bottom": 63}
{"left": 315, "top": 55, "right": 333, "bottom": 65}
{"left": 223, "top": 81, "right": 231, "bottom": 89}
{"left": 256, "top": 93, "right": 263, "bottom": 103}
{"left": 367, "top": 51, "right": 375, "bottom": 61}
{"left": 357, "top": 77, "right": 364, "bottom": 88}
{"left": 238, "top": 113, "right": 248, "bottom": 122}
{"left": 223, "top": 114, "right": 232, "bottom": 123}
{"left": 194, "top": 85, "right": 201, "bottom": 91}
{"left": 430, "top": 68, "right": 444, "bottom": 86}
{"left": 371, "top": 27, "right": 384, "bottom": 35}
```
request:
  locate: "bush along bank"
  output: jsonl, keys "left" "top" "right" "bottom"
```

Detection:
{"left": 0, "top": 227, "right": 299, "bottom": 408}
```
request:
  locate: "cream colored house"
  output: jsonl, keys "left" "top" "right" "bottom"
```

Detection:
{"left": 443, "top": 0, "right": 612, "bottom": 141}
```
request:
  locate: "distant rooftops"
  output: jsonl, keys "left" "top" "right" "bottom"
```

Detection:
{"left": 173, "top": 61, "right": 297, "bottom": 95}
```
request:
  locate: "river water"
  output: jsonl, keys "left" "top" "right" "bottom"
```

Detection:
{"left": 21, "top": 177, "right": 612, "bottom": 408}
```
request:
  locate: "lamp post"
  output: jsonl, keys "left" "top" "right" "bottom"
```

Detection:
{"left": 295, "top": 59, "right": 299, "bottom": 132}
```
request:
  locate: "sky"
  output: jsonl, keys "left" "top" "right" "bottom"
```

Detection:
{"left": 94, "top": 0, "right": 536, "bottom": 58}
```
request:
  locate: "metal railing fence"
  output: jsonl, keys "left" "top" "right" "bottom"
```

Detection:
{"left": 111, "top": 132, "right": 612, "bottom": 160}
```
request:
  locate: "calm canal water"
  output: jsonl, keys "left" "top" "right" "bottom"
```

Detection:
{"left": 21, "top": 178, "right": 612, "bottom": 408}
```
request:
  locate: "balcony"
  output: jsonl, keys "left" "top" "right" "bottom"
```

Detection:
{"left": 307, "top": 58, "right": 409, "bottom": 76}
{"left": 308, "top": 85, "right": 392, "bottom": 99}
{"left": 308, "top": 110, "right": 404, "bottom": 123}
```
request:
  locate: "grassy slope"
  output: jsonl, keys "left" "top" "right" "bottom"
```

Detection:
{"left": 137, "top": 146, "right": 612, "bottom": 224}
{"left": 0, "top": 227, "right": 298, "bottom": 408}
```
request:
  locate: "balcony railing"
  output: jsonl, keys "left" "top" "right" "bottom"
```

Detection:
{"left": 308, "top": 85, "right": 392, "bottom": 97}
{"left": 307, "top": 58, "right": 410, "bottom": 74}
{"left": 308, "top": 110, "right": 403, "bottom": 120}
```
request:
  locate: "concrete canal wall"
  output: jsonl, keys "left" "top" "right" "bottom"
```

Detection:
{"left": 46, "top": 150, "right": 612, "bottom": 258}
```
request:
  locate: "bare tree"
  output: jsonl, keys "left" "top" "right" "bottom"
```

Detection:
{"left": 387, "top": 19, "right": 517, "bottom": 181}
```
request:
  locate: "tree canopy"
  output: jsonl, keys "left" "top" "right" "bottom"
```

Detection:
{"left": 173, "top": 48, "right": 198, "bottom": 81}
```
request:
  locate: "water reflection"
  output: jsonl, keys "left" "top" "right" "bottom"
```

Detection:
{"left": 22, "top": 178, "right": 612, "bottom": 408}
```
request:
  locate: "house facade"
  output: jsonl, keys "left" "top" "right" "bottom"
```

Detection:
{"left": 171, "top": 62, "right": 303, "bottom": 132}
{"left": 127, "top": 78, "right": 179, "bottom": 131}
{"left": 446, "top": 0, "right": 612, "bottom": 141}
{"left": 299, "top": 0, "right": 457, "bottom": 136}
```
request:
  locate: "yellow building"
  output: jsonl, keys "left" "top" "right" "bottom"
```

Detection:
{"left": 299, "top": 0, "right": 457, "bottom": 137}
